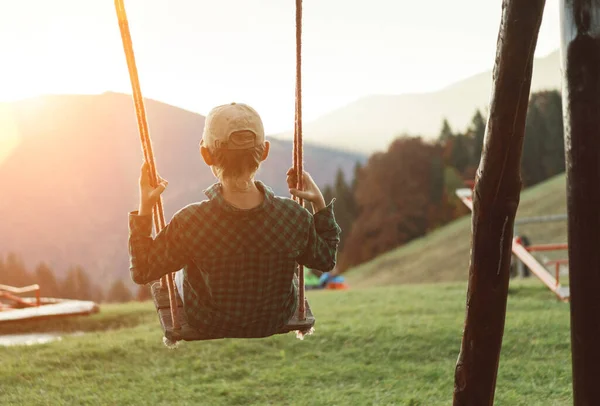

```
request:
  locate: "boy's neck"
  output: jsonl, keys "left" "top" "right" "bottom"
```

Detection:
{"left": 220, "top": 178, "right": 264, "bottom": 210}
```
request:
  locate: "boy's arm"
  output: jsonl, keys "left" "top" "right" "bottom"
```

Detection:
{"left": 128, "top": 211, "right": 188, "bottom": 285}
{"left": 297, "top": 200, "right": 342, "bottom": 271}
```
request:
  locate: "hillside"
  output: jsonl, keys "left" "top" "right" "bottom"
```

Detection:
{"left": 274, "top": 51, "right": 561, "bottom": 153}
{"left": 0, "top": 93, "right": 365, "bottom": 285}
{"left": 1, "top": 281, "right": 572, "bottom": 405}
{"left": 346, "top": 174, "right": 568, "bottom": 287}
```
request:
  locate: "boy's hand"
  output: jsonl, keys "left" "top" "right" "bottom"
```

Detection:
{"left": 138, "top": 161, "right": 168, "bottom": 216}
{"left": 286, "top": 168, "right": 326, "bottom": 212}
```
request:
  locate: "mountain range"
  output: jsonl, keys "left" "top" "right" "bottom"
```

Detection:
{"left": 273, "top": 50, "right": 561, "bottom": 153}
{"left": 1, "top": 50, "right": 563, "bottom": 287}
{"left": 0, "top": 93, "right": 365, "bottom": 286}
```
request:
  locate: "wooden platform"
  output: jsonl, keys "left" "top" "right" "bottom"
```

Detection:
{"left": 0, "top": 298, "right": 100, "bottom": 324}
{"left": 151, "top": 282, "right": 315, "bottom": 342}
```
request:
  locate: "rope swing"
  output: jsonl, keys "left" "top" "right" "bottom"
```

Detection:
{"left": 114, "top": 0, "right": 314, "bottom": 343}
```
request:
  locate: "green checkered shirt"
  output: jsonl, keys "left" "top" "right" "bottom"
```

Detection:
{"left": 128, "top": 181, "right": 341, "bottom": 338}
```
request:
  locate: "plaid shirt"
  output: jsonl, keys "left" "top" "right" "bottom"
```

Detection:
{"left": 128, "top": 181, "right": 341, "bottom": 338}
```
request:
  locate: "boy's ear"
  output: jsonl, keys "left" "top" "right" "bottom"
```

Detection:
{"left": 200, "top": 146, "right": 214, "bottom": 166}
{"left": 261, "top": 141, "right": 270, "bottom": 162}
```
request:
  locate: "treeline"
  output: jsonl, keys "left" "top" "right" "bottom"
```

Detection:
{"left": 327, "top": 90, "right": 565, "bottom": 272}
{"left": 0, "top": 252, "right": 150, "bottom": 303}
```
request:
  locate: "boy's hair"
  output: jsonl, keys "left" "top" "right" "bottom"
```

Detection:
{"left": 210, "top": 131, "right": 265, "bottom": 180}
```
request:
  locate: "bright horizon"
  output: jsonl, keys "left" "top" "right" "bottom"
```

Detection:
{"left": 1, "top": 0, "right": 561, "bottom": 155}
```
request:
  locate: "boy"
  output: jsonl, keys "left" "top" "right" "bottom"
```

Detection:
{"left": 128, "top": 102, "right": 341, "bottom": 338}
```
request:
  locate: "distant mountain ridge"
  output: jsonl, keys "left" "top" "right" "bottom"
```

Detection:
{"left": 273, "top": 50, "right": 562, "bottom": 153}
{"left": 0, "top": 93, "right": 365, "bottom": 286}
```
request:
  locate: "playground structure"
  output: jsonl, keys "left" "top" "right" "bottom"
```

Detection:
{"left": 0, "top": 283, "right": 99, "bottom": 324}
{"left": 456, "top": 187, "right": 570, "bottom": 302}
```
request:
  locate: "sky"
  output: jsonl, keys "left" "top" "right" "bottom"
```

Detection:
{"left": 0, "top": 0, "right": 561, "bottom": 138}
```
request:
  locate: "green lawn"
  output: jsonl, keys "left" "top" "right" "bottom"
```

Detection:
{"left": 1, "top": 281, "right": 572, "bottom": 405}
{"left": 346, "top": 174, "right": 569, "bottom": 287}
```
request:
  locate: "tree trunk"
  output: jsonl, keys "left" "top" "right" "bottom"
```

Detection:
{"left": 453, "top": 1, "right": 546, "bottom": 405}
{"left": 560, "top": 1, "right": 600, "bottom": 404}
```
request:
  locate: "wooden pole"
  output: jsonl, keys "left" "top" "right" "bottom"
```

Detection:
{"left": 453, "top": 1, "right": 546, "bottom": 405}
{"left": 560, "top": 1, "right": 600, "bottom": 403}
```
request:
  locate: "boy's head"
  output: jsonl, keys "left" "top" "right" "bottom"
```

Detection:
{"left": 200, "top": 102, "right": 270, "bottom": 182}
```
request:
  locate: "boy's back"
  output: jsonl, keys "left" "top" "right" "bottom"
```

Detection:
{"left": 128, "top": 102, "right": 341, "bottom": 339}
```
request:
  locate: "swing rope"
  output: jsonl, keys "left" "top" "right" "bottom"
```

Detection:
{"left": 114, "top": 0, "right": 307, "bottom": 332}
{"left": 293, "top": 0, "right": 306, "bottom": 321}
{"left": 114, "top": 0, "right": 180, "bottom": 330}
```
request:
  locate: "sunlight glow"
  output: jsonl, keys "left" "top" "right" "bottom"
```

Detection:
{"left": 0, "top": 104, "right": 20, "bottom": 162}
{"left": 0, "top": 0, "right": 561, "bottom": 145}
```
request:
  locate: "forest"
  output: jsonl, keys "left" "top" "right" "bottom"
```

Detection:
{"left": 324, "top": 90, "right": 565, "bottom": 272}
{"left": 0, "top": 252, "right": 146, "bottom": 303}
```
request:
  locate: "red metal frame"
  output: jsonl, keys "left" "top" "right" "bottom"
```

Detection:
{"left": 526, "top": 243, "right": 569, "bottom": 252}
{"left": 456, "top": 186, "right": 570, "bottom": 301}
{"left": 544, "top": 259, "right": 569, "bottom": 288}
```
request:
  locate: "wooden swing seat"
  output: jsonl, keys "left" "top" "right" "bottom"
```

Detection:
{"left": 150, "top": 281, "right": 315, "bottom": 342}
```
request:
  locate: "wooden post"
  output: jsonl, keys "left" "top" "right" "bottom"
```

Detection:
{"left": 560, "top": 1, "right": 600, "bottom": 403}
{"left": 453, "top": 1, "right": 546, "bottom": 405}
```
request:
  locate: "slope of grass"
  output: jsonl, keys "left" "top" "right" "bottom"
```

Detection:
{"left": 346, "top": 174, "right": 568, "bottom": 287}
{"left": 1, "top": 281, "right": 572, "bottom": 405}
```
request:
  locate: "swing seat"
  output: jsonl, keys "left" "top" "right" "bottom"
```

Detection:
{"left": 150, "top": 281, "right": 315, "bottom": 342}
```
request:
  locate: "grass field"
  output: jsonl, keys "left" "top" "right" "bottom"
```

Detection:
{"left": 1, "top": 280, "right": 573, "bottom": 405}
{"left": 346, "top": 174, "right": 569, "bottom": 287}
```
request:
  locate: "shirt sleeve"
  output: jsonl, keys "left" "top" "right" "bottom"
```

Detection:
{"left": 128, "top": 210, "right": 188, "bottom": 285}
{"left": 297, "top": 199, "right": 342, "bottom": 271}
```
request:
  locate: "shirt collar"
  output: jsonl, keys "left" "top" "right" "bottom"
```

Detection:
{"left": 204, "top": 180, "right": 274, "bottom": 213}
